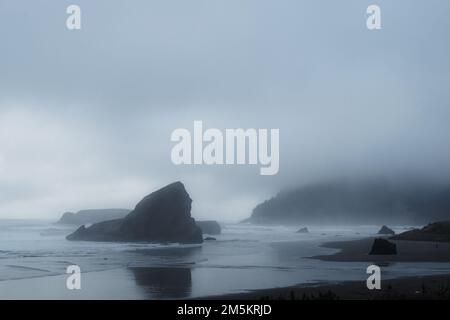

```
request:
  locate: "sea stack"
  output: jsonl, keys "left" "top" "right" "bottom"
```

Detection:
{"left": 377, "top": 225, "right": 395, "bottom": 235}
{"left": 296, "top": 227, "right": 309, "bottom": 233}
{"left": 66, "top": 182, "right": 203, "bottom": 244}
{"left": 56, "top": 209, "right": 131, "bottom": 225}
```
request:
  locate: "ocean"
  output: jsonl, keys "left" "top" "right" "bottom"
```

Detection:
{"left": 0, "top": 219, "right": 449, "bottom": 299}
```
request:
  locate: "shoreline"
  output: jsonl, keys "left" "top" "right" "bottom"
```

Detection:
{"left": 3, "top": 220, "right": 450, "bottom": 299}
{"left": 199, "top": 236, "right": 450, "bottom": 300}
{"left": 312, "top": 237, "right": 450, "bottom": 262}
{"left": 199, "top": 274, "right": 450, "bottom": 300}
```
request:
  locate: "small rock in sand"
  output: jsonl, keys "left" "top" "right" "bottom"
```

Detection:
{"left": 369, "top": 238, "right": 397, "bottom": 255}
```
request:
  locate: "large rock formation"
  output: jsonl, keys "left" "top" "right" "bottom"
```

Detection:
{"left": 56, "top": 209, "right": 130, "bottom": 225}
{"left": 296, "top": 227, "right": 309, "bottom": 233}
{"left": 66, "top": 219, "right": 123, "bottom": 242}
{"left": 245, "top": 180, "right": 450, "bottom": 225}
{"left": 196, "top": 221, "right": 221, "bottom": 235}
{"left": 377, "top": 225, "right": 395, "bottom": 235}
{"left": 369, "top": 238, "right": 397, "bottom": 255}
{"left": 66, "top": 182, "right": 203, "bottom": 244}
{"left": 391, "top": 221, "right": 450, "bottom": 242}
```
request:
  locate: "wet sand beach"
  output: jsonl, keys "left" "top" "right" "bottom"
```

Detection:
{"left": 2, "top": 221, "right": 450, "bottom": 300}
{"left": 313, "top": 237, "right": 450, "bottom": 262}
{"left": 203, "top": 274, "right": 450, "bottom": 300}
{"left": 201, "top": 237, "right": 450, "bottom": 300}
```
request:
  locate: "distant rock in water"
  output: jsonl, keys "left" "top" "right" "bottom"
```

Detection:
{"left": 196, "top": 221, "right": 221, "bottom": 235}
{"left": 369, "top": 238, "right": 397, "bottom": 255}
{"left": 204, "top": 237, "right": 216, "bottom": 241}
{"left": 245, "top": 180, "right": 450, "bottom": 225}
{"left": 296, "top": 227, "right": 309, "bottom": 233}
{"left": 66, "top": 182, "right": 203, "bottom": 244}
{"left": 56, "top": 209, "right": 130, "bottom": 225}
{"left": 391, "top": 221, "right": 450, "bottom": 242}
{"left": 377, "top": 225, "right": 395, "bottom": 235}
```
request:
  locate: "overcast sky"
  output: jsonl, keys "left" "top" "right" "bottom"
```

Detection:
{"left": 1, "top": 0, "right": 450, "bottom": 220}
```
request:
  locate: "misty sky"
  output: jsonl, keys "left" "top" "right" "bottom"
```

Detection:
{"left": 1, "top": 0, "right": 450, "bottom": 220}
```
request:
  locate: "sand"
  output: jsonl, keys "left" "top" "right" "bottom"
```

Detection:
{"left": 312, "top": 237, "right": 450, "bottom": 262}
{"left": 202, "top": 274, "right": 450, "bottom": 300}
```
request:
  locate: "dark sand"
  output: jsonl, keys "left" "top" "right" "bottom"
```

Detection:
{"left": 202, "top": 274, "right": 450, "bottom": 300}
{"left": 313, "top": 237, "right": 450, "bottom": 262}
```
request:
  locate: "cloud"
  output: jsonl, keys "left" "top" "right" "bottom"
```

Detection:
{"left": 1, "top": 1, "right": 450, "bottom": 220}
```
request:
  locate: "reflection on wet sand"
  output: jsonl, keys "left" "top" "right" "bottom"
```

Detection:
{"left": 132, "top": 246, "right": 203, "bottom": 264}
{"left": 130, "top": 267, "right": 192, "bottom": 299}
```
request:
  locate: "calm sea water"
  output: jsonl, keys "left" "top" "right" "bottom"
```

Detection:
{"left": 0, "top": 219, "right": 449, "bottom": 299}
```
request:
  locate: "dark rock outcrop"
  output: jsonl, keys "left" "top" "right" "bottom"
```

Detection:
{"left": 204, "top": 237, "right": 216, "bottom": 241}
{"left": 391, "top": 221, "right": 450, "bottom": 242}
{"left": 66, "top": 182, "right": 203, "bottom": 244}
{"left": 369, "top": 238, "right": 397, "bottom": 255}
{"left": 66, "top": 219, "right": 123, "bottom": 242}
{"left": 246, "top": 180, "right": 450, "bottom": 225}
{"left": 196, "top": 221, "right": 221, "bottom": 235}
{"left": 296, "top": 227, "right": 309, "bottom": 233}
{"left": 377, "top": 225, "right": 395, "bottom": 235}
{"left": 56, "top": 209, "right": 130, "bottom": 225}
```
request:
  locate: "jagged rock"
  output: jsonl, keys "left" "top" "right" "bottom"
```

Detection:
{"left": 296, "top": 227, "right": 309, "bottom": 233}
{"left": 377, "top": 225, "right": 395, "bottom": 235}
{"left": 56, "top": 209, "right": 130, "bottom": 225}
{"left": 66, "top": 219, "right": 123, "bottom": 242}
{"left": 66, "top": 182, "right": 203, "bottom": 244}
{"left": 204, "top": 237, "right": 216, "bottom": 241}
{"left": 196, "top": 221, "right": 221, "bottom": 235}
{"left": 391, "top": 221, "right": 450, "bottom": 242}
{"left": 369, "top": 238, "right": 397, "bottom": 255}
